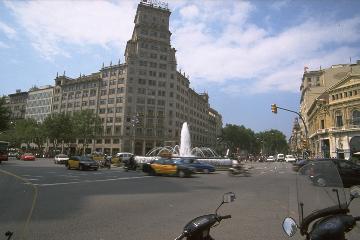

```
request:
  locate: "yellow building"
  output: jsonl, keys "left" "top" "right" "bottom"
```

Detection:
{"left": 307, "top": 71, "right": 360, "bottom": 159}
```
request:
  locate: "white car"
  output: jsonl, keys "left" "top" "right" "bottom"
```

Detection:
{"left": 285, "top": 155, "right": 296, "bottom": 163}
{"left": 266, "top": 156, "right": 275, "bottom": 162}
{"left": 54, "top": 154, "right": 69, "bottom": 164}
{"left": 277, "top": 154, "right": 285, "bottom": 162}
{"left": 115, "top": 152, "right": 134, "bottom": 162}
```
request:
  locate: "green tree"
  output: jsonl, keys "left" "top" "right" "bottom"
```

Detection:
{"left": 13, "top": 119, "right": 38, "bottom": 150}
{"left": 256, "top": 129, "right": 288, "bottom": 155}
{"left": 72, "top": 110, "right": 102, "bottom": 154}
{"left": 0, "top": 97, "right": 10, "bottom": 132}
{"left": 43, "top": 113, "right": 74, "bottom": 154}
{"left": 220, "top": 124, "right": 258, "bottom": 156}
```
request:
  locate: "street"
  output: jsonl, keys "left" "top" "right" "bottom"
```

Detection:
{"left": 1, "top": 159, "right": 360, "bottom": 240}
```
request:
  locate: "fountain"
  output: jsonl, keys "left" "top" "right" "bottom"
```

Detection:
{"left": 135, "top": 122, "right": 232, "bottom": 167}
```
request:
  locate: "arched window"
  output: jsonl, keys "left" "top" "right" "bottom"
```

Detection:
{"left": 335, "top": 111, "right": 343, "bottom": 127}
{"left": 352, "top": 110, "right": 360, "bottom": 126}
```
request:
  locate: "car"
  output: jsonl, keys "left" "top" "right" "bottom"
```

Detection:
{"left": 266, "top": 156, "right": 275, "bottom": 162}
{"left": 54, "top": 154, "right": 69, "bottom": 164}
{"left": 310, "top": 158, "right": 360, "bottom": 188}
{"left": 276, "top": 154, "right": 285, "bottom": 162}
{"left": 174, "top": 158, "right": 215, "bottom": 173}
{"left": 20, "top": 153, "right": 36, "bottom": 161}
{"left": 292, "top": 159, "right": 309, "bottom": 172}
{"left": 66, "top": 155, "right": 99, "bottom": 171}
{"left": 142, "top": 158, "right": 195, "bottom": 177}
{"left": 113, "top": 152, "right": 133, "bottom": 164}
{"left": 285, "top": 155, "right": 296, "bottom": 163}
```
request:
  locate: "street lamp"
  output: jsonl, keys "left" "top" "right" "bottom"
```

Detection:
{"left": 131, "top": 113, "right": 139, "bottom": 154}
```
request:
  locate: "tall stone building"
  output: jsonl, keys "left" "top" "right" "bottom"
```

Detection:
{"left": 296, "top": 60, "right": 360, "bottom": 159}
{"left": 25, "top": 85, "right": 54, "bottom": 123}
{"left": 52, "top": 1, "right": 222, "bottom": 155}
{"left": 5, "top": 90, "right": 28, "bottom": 120}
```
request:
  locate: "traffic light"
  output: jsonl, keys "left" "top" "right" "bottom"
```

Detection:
{"left": 271, "top": 104, "right": 278, "bottom": 114}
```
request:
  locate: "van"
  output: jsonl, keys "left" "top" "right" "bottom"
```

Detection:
{"left": 277, "top": 154, "right": 285, "bottom": 162}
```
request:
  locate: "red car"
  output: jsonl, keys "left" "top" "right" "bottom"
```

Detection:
{"left": 21, "top": 153, "right": 36, "bottom": 161}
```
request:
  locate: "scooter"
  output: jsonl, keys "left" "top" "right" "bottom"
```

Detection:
{"left": 174, "top": 192, "right": 235, "bottom": 240}
{"left": 282, "top": 160, "right": 360, "bottom": 240}
{"left": 123, "top": 160, "right": 137, "bottom": 172}
{"left": 228, "top": 164, "right": 250, "bottom": 176}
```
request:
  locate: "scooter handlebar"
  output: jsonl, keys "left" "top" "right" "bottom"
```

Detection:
{"left": 218, "top": 215, "right": 232, "bottom": 221}
{"left": 174, "top": 231, "right": 186, "bottom": 240}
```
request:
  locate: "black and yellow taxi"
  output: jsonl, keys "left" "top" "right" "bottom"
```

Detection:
{"left": 142, "top": 158, "right": 195, "bottom": 177}
{"left": 66, "top": 155, "right": 99, "bottom": 171}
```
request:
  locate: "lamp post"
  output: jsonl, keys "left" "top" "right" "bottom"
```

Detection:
{"left": 131, "top": 113, "right": 139, "bottom": 154}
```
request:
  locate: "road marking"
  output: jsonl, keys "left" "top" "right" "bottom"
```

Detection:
{"left": 33, "top": 176, "right": 153, "bottom": 187}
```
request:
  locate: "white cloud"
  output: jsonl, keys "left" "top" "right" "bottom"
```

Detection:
{"left": 0, "top": 21, "right": 16, "bottom": 39}
{"left": 0, "top": 41, "right": 9, "bottom": 48}
{"left": 5, "top": 0, "right": 137, "bottom": 59}
{"left": 179, "top": 5, "right": 199, "bottom": 19}
{"left": 172, "top": 1, "right": 360, "bottom": 93}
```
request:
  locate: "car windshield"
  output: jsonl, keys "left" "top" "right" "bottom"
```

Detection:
{"left": 1, "top": 1, "right": 359, "bottom": 239}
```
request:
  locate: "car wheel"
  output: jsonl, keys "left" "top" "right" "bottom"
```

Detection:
{"left": 94, "top": 168, "right": 98, "bottom": 171}
{"left": 79, "top": 164, "right": 84, "bottom": 171}
{"left": 316, "top": 177, "right": 327, "bottom": 187}
{"left": 203, "top": 169, "right": 209, "bottom": 174}
{"left": 178, "top": 170, "right": 186, "bottom": 178}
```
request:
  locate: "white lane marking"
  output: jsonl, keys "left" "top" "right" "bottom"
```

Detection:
{"left": 25, "top": 178, "right": 39, "bottom": 181}
{"left": 33, "top": 176, "right": 153, "bottom": 187}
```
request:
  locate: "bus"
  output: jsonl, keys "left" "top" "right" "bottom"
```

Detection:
{"left": 0, "top": 141, "right": 9, "bottom": 162}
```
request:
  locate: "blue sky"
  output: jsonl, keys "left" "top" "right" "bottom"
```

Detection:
{"left": 1, "top": 0, "right": 360, "bottom": 137}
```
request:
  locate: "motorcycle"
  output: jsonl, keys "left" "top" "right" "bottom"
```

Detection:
{"left": 174, "top": 192, "right": 235, "bottom": 240}
{"left": 228, "top": 164, "right": 250, "bottom": 176}
{"left": 123, "top": 159, "right": 138, "bottom": 172}
{"left": 98, "top": 155, "right": 111, "bottom": 169}
{"left": 282, "top": 160, "right": 360, "bottom": 240}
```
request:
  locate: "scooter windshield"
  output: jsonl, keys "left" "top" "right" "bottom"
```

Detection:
{"left": 296, "top": 161, "right": 347, "bottom": 228}
{"left": 0, "top": 169, "right": 37, "bottom": 240}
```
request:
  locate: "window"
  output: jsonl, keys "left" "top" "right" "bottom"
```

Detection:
{"left": 352, "top": 110, "right": 360, "bottom": 126}
{"left": 335, "top": 111, "right": 343, "bottom": 127}
{"left": 160, "top": 55, "right": 167, "bottom": 60}
{"left": 117, "top": 87, "right": 124, "bottom": 93}
{"left": 89, "top": 100, "right": 95, "bottom": 106}
{"left": 100, "top": 99, "right": 107, "bottom": 105}
{"left": 116, "top": 97, "right": 123, "bottom": 103}
{"left": 138, "top": 78, "right": 146, "bottom": 85}
{"left": 139, "top": 69, "right": 147, "bottom": 75}
{"left": 116, "top": 107, "right": 123, "bottom": 113}
{"left": 320, "top": 119, "right": 324, "bottom": 129}
{"left": 101, "top": 90, "right": 107, "bottom": 96}
{"left": 82, "top": 101, "right": 87, "bottom": 106}
{"left": 159, "top": 64, "right": 167, "bottom": 69}
{"left": 108, "top": 98, "right": 114, "bottom": 104}
{"left": 107, "top": 117, "right": 113, "bottom": 123}
{"left": 113, "top": 139, "right": 120, "bottom": 144}
{"left": 90, "top": 89, "right": 97, "bottom": 96}
{"left": 115, "top": 117, "right": 122, "bottom": 123}
{"left": 149, "top": 71, "right": 156, "bottom": 77}
{"left": 99, "top": 108, "right": 106, "bottom": 114}
{"left": 96, "top": 139, "right": 102, "bottom": 144}
{"left": 118, "top": 78, "right": 124, "bottom": 84}
{"left": 147, "top": 98, "right": 155, "bottom": 105}
{"left": 148, "top": 80, "right": 156, "bottom": 86}
{"left": 149, "top": 62, "right": 157, "bottom": 68}
{"left": 139, "top": 60, "right": 147, "bottom": 66}
{"left": 150, "top": 53, "right": 157, "bottom": 59}
{"left": 105, "top": 138, "right": 111, "bottom": 144}
{"left": 109, "top": 89, "right": 115, "bottom": 95}
{"left": 115, "top": 126, "right": 121, "bottom": 134}
{"left": 107, "top": 108, "right": 114, "bottom": 113}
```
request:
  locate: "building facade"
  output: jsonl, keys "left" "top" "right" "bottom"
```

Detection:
{"left": 51, "top": 1, "right": 222, "bottom": 155}
{"left": 307, "top": 63, "right": 360, "bottom": 159}
{"left": 5, "top": 90, "right": 28, "bottom": 120}
{"left": 25, "top": 85, "right": 54, "bottom": 123}
{"left": 289, "top": 117, "right": 302, "bottom": 156}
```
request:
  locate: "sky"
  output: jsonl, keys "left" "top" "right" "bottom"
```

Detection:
{"left": 1, "top": 0, "right": 360, "bottom": 138}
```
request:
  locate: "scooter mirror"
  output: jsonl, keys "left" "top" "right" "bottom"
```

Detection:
{"left": 223, "top": 192, "right": 236, "bottom": 203}
{"left": 282, "top": 217, "right": 297, "bottom": 237}
{"left": 350, "top": 186, "right": 360, "bottom": 200}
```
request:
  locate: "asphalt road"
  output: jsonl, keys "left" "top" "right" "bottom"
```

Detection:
{"left": 1, "top": 158, "right": 360, "bottom": 240}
